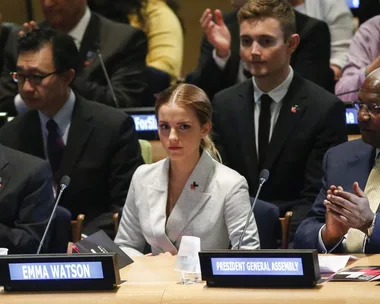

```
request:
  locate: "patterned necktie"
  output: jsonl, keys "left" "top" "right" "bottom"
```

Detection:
{"left": 258, "top": 94, "right": 273, "bottom": 169}
{"left": 46, "top": 119, "right": 65, "bottom": 176}
{"left": 345, "top": 163, "right": 380, "bottom": 252}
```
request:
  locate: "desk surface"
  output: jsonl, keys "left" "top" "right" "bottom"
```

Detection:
{"left": 1, "top": 254, "right": 380, "bottom": 303}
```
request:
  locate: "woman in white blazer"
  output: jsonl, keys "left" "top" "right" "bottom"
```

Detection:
{"left": 115, "top": 84, "right": 260, "bottom": 256}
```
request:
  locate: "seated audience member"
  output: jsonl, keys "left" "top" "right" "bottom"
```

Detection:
{"left": 211, "top": 0, "right": 347, "bottom": 237}
{"left": 0, "top": 144, "right": 54, "bottom": 253}
{"left": 0, "top": 0, "right": 148, "bottom": 116}
{"left": 294, "top": 68, "right": 380, "bottom": 253}
{"left": 0, "top": 29, "right": 144, "bottom": 238}
{"left": 88, "top": 0, "right": 184, "bottom": 83}
{"left": 335, "top": 16, "right": 380, "bottom": 102}
{"left": 288, "top": 0, "right": 354, "bottom": 81}
{"left": 187, "top": 0, "right": 333, "bottom": 99}
{"left": 115, "top": 84, "right": 260, "bottom": 256}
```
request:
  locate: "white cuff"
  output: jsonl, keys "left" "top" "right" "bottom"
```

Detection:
{"left": 318, "top": 224, "right": 344, "bottom": 253}
{"left": 212, "top": 49, "right": 230, "bottom": 70}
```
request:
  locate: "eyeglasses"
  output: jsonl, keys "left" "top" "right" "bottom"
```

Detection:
{"left": 10, "top": 71, "right": 58, "bottom": 85}
{"left": 352, "top": 100, "right": 380, "bottom": 116}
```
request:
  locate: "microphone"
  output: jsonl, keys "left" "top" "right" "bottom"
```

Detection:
{"left": 237, "top": 169, "right": 270, "bottom": 250}
{"left": 36, "top": 175, "right": 71, "bottom": 254}
{"left": 96, "top": 49, "right": 120, "bottom": 108}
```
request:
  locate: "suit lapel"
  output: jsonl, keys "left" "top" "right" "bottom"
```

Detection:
{"left": 56, "top": 97, "right": 94, "bottom": 179}
{"left": 348, "top": 140, "right": 376, "bottom": 190}
{"left": 237, "top": 81, "right": 259, "bottom": 187}
{"left": 166, "top": 151, "right": 212, "bottom": 243}
{"left": 20, "top": 112, "right": 45, "bottom": 159}
{"left": 147, "top": 159, "right": 177, "bottom": 254}
{"left": 262, "top": 74, "right": 307, "bottom": 172}
{"left": 78, "top": 13, "right": 102, "bottom": 75}
{"left": 0, "top": 148, "right": 10, "bottom": 197}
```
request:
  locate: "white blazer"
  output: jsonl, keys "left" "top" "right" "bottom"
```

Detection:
{"left": 115, "top": 151, "right": 260, "bottom": 256}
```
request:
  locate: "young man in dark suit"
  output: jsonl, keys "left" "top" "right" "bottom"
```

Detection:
{"left": 187, "top": 0, "right": 333, "bottom": 99}
{"left": 294, "top": 68, "right": 380, "bottom": 253}
{"left": 211, "top": 0, "right": 347, "bottom": 237}
{"left": 0, "top": 0, "right": 148, "bottom": 116}
{"left": 0, "top": 144, "right": 54, "bottom": 253}
{"left": 0, "top": 29, "right": 144, "bottom": 238}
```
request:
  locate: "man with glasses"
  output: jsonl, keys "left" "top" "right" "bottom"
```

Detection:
{"left": 0, "top": 0, "right": 148, "bottom": 116}
{"left": 294, "top": 68, "right": 380, "bottom": 253}
{"left": 0, "top": 29, "right": 144, "bottom": 239}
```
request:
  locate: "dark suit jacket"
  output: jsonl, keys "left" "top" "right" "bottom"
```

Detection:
{"left": 254, "top": 199, "right": 281, "bottom": 249}
{"left": 0, "top": 13, "right": 148, "bottom": 116}
{"left": 211, "top": 73, "right": 347, "bottom": 237}
{"left": 0, "top": 95, "right": 144, "bottom": 238}
{"left": 187, "top": 10, "right": 333, "bottom": 99}
{"left": 294, "top": 139, "right": 380, "bottom": 253}
{"left": 0, "top": 144, "right": 54, "bottom": 253}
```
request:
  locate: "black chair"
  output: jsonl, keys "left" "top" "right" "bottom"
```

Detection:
{"left": 143, "top": 66, "right": 171, "bottom": 106}
{"left": 49, "top": 206, "right": 72, "bottom": 253}
{"left": 253, "top": 199, "right": 281, "bottom": 249}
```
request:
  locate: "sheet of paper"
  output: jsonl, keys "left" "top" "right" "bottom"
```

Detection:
{"left": 318, "top": 255, "right": 356, "bottom": 273}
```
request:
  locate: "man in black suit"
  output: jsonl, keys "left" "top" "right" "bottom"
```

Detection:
{"left": 0, "top": 0, "right": 148, "bottom": 116}
{"left": 212, "top": 0, "right": 347, "bottom": 236}
{"left": 187, "top": 0, "right": 333, "bottom": 99}
{"left": 0, "top": 144, "right": 54, "bottom": 253}
{"left": 0, "top": 29, "right": 144, "bottom": 238}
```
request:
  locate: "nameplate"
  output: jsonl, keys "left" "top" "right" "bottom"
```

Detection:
{"left": 199, "top": 250, "right": 320, "bottom": 288}
{"left": 0, "top": 253, "right": 121, "bottom": 292}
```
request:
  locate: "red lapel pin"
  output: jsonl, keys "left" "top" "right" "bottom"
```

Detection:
{"left": 291, "top": 105, "right": 300, "bottom": 113}
{"left": 190, "top": 182, "right": 199, "bottom": 190}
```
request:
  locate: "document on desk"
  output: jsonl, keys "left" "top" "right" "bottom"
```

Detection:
{"left": 318, "top": 255, "right": 356, "bottom": 274}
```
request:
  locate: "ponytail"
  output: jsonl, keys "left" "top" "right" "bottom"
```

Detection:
{"left": 201, "top": 135, "right": 222, "bottom": 163}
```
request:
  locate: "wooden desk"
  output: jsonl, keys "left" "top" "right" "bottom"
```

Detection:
{"left": 1, "top": 255, "right": 380, "bottom": 303}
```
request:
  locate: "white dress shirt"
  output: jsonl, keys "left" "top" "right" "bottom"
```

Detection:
{"left": 38, "top": 90, "right": 75, "bottom": 159}
{"left": 252, "top": 68, "right": 294, "bottom": 155}
{"left": 213, "top": 50, "right": 294, "bottom": 154}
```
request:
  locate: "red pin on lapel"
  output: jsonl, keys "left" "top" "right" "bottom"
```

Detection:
{"left": 190, "top": 181, "right": 199, "bottom": 190}
{"left": 291, "top": 105, "right": 300, "bottom": 113}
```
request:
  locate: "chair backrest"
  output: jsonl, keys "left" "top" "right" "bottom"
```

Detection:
{"left": 113, "top": 212, "right": 120, "bottom": 235}
{"left": 253, "top": 199, "right": 281, "bottom": 249}
{"left": 279, "top": 211, "right": 293, "bottom": 249}
{"left": 71, "top": 214, "right": 85, "bottom": 243}
{"left": 139, "top": 139, "right": 153, "bottom": 164}
{"left": 49, "top": 206, "right": 72, "bottom": 253}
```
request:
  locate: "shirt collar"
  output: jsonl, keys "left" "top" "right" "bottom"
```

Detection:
{"left": 38, "top": 90, "right": 76, "bottom": 135}
{"left": 253, "top": 66, "right": 294, "bottom": 104}
{"left": 68, "top": 6, "right": 91, "bottom": 49}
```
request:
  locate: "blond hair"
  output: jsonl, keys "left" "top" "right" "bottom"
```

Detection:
{"left": 155, "top": 83, "right": 222, "bottom": 162}
{"left": 238, "top": 0, "right": 296, "bottom": 41}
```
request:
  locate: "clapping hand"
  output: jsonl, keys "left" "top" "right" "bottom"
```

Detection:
{"left": 200, "top": 8, "right": 231, "bottom": 59}
{"left": 325, "top": 182, "right": 374, "bottom": 234}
